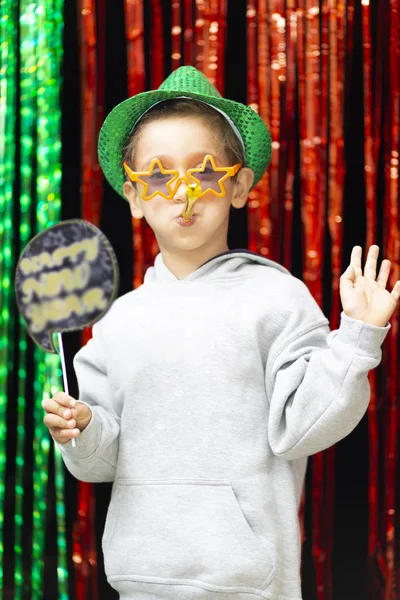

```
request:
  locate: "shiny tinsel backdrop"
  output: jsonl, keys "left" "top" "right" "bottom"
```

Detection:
{"left": 0, "top": 1, "right": 399, "bottom": 599}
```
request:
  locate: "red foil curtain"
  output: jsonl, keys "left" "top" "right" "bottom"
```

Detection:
{"left": 360, "top": 2, "right": 400, "bottom": 599}
{"left": 75, "top": 0, "right": 105, "bottom": 598}
{"left": 74, "top": 2, "right": 400, "bottom": 599}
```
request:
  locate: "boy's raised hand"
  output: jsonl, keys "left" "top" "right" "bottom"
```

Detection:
{"left": 340, "top": 245, "right": 400, "bottom": 327}
{"left": 43, "top": 392, "right": 92, "bottom": 444}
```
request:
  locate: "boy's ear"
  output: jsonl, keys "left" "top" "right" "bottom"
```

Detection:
{"left": 123, "top": 181, "right": 144, "bottom": 219}
{"left": 231, "top": 167, "right": 254, "bottom": 209}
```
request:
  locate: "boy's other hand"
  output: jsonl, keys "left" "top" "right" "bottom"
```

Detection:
{"left": 43, "top": 392, "right": 92, "bottom": 444}
{"left": 340, "top": 245, "right": 400, "bottom": 327}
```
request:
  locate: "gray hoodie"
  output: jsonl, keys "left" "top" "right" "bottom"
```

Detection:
{"left": 57, "top": 251, "right": 389, "bottom": 600}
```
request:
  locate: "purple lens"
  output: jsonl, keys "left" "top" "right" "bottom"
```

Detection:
{"left": 140, "top": 169, "right": 177, "bottom": 199}
{"left": 190, "top": 159, "right": 227, "bottom": 195}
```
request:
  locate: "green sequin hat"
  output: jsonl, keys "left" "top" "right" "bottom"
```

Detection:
{"left": 98, "top": 65, "right": 272, "bottom": 199}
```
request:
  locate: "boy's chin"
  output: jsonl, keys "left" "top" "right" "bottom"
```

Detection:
{"left": 157, "top": 234, "right": 219, "bottom": 254}
{"left": 169, "top": 239, "right": 209, "bottom": 252}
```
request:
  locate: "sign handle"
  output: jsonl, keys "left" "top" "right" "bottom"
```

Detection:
{"left": 57, "top": 333, "right": 76, "bottom": 448}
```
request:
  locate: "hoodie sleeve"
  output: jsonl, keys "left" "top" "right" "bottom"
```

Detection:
{"left": 55, "top": 322, "right": 120, "bottom": 482}
{"left": 265, "top": 281, "right": 389, "bottom": 461}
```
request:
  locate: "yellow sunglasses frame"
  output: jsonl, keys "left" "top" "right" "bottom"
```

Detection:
{"left": 123, "top": 154, "right": 242, "bottom": 201}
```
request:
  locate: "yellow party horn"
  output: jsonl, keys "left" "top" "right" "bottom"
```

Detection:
{"left": 181, "top": 182, "right": 202, "bottom": 222}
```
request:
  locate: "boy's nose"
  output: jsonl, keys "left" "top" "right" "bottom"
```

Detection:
{"left": 172, "top": 177, "right": 190, "bottom": 203}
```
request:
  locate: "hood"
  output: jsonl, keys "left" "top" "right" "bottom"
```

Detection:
{"left": 143, "top": 250, "right": 290, "bottom": 285}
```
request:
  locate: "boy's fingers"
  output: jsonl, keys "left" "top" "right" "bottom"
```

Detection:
{"left": 44, "top": 412, "right": 76, "bottom": 430}
{"left": 49, "top": 427, "right": 80, "bottom": 444}
{"left": 364, "top": 245, "right": 379, "bottom": 280}
{"left": 52, "top": 391, "right": 76, "bottom": 407}
{"left": 376, "top": 259, "right": 391, "bottom": 287}
{"left": 340, "top": 265, "right": 355, "bottom": 288}
{"left": 72, "top": 402, "right": 89, "bottom": 415}
{"left": 350, "top": 246, "right": 363, "bottom": 278}
{"left": 391, "top": 280, "right": 400, "bottom": 302}
{"left": 42, "top": 397, "right": 74, "bottom": 420}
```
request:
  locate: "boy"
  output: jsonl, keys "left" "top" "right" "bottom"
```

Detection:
{"left": 43, "top": 66, "right": 400, "bottom": 600}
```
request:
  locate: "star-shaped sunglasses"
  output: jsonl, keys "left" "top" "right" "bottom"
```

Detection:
{"left": 123, "top": 154, "right": 242, "bottom": 202}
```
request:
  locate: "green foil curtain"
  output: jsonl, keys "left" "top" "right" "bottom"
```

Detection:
{"left": 0, "top": 1, "right": 68, "bottom": 599}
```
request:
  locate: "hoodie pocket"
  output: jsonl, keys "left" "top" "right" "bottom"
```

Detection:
{"left": 103, "top": 478, "right": 275, "bottom": 592}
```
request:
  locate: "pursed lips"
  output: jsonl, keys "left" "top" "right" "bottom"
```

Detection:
{"left": 174, "top": 212, "right": 198, "bottom": 219}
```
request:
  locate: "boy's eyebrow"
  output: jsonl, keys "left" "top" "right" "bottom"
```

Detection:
{"left": 139, "top": 152, "right": 217, "bottom": 171}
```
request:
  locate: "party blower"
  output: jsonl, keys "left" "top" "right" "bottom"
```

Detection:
{"left": 15, "top": 219, "right": 119, "bottom": 447}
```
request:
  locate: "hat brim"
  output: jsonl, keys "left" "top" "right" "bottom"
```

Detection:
{"left": 98, "top": 89, "right": 272, "bottom": 199}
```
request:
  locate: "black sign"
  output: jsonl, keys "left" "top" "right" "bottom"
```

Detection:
{"left": 15, "top": 220, "right": 119, "bottom": 353}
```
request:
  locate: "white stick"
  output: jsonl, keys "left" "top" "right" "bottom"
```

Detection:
{"left": 57, "top": 332, "right": 76, "bottom": 448}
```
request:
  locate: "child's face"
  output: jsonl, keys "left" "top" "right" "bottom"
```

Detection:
{"left": 123, "top": 116, "right": 253, "bottom": 256}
